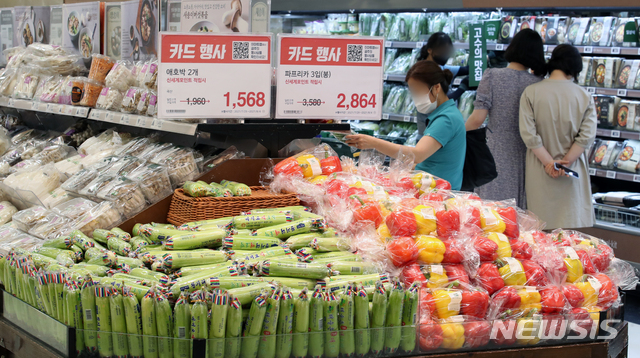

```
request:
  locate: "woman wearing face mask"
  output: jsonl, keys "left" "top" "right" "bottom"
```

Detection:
{"left": 346, "top": 61, "right": 466, "bottom": 190}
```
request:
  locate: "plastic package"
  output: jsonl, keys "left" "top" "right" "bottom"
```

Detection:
{"left": 2, "top": 164, "right": 62, "bottom": 203}
{"left": 13, "top": 66, "right": 41, "bottom": 100}
{"left": 0, "top": 68, "right": 18, "bottom": 97}
{"left": 78, "top": 79, "right": 103, "bottom": 107}
{"left": 80, "top": 149, "right": 120, "bottom": 168}
{"left": 52, "top": 197, "right": 99, "bottom": 219}
{"left": 121, "top": 87, "right": 144, "bottom": 113}
{"left": 70, "top": 77, "right": 88, "bottom": 105}
{"left": 88, "top": 54, "right": 115, "bottom": 83}
{"left": 136, "top": 61, "right": 148, "bottom": 87}
{"left": 137, "top": 89, "right": 151, "bottom": 115}
{"left": 61, "top": 168, "right": 99, "bottom": 193}
{"left": 97, "top": 177, "right": 147, "bottom": 217}
{"left": 115, "top": 137, "right": 151, "bottom": 157}
{"left": 78, "top": 130, "right": 128, "bottom": 156}
{"left": 41, "top": 187, "right": 74, "bottom": 209}
{"left": 104, "top": 156, "right": 145, "bottom": 176}
{"left": 12, "top": 206, "right": 49, "bottom": 231}
{"left": 32, "top": 75, "right": 54, "bottom": 102}
{"left": 126, "top": 163, "right": 173, "bottom": 204}
{"left": 78, "top": 174, "right": 117, "bottom": 199}
{"left": 38, "top": 75, "right": 64, "bottom": 103}
{"left": 57, "top": 76, "right": 74, "bottom": 105}
{"left": 28, "top": 213, "right": 71, "bottom": 240}
{"left": 0, "top": 234, "right": 41, "bottom": 254}
{"left": 614, "top": 140, "right": 640, "bottom": 173}
{"left": 72, "top": 201, "right": 123, "bottom": 236}
{"left": 0, "top": 201, "right": 18, "bottom": 225}
{"left": 105, "top": 61, "right": 135, "bottom": 92}
{"left": 54, "top": 154, "right": 84, "bottom": 179}
{"left": 146, "top": 91, "right": 157, "bottom": 117}
{"left": 150, "top": 147, "right": 199, "bottom": 186}
{"left": 143, "top": 60, "right": 158, "bottom": 90}
{"left": 95, "top": 87, "right": 124, "bottom": 111}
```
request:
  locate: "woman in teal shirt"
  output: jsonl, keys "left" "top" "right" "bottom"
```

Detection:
{"left": 345, "top": 61, "right": 466, "bottom": 190}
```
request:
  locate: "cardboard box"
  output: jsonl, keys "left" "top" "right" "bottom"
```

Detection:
{"left": 104, "top": 2, "right": 122, "bottom": 59}
{"left": 13, "top": 6, "right": 50, "bottom": 46}
{"left": 49, "top": 5, "right": 63, "bottom": 46}
{"left": 120, "top": 0, "right": 158, "bottom": 62}
{"left": 62, "top": 2, "right": 102, "bottom": 66}
{"left": 0, "top": 8, "right": 14, "bottom": 66}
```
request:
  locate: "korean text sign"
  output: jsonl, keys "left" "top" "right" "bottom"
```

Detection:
{"left": 158, "top": 32, "right": 272, "bottom": 119}
{"left": 276, "top": 35, "right": 384, "bottom": 120}
{"left": 469, "top": 23, "right": 487, "bottom": 87}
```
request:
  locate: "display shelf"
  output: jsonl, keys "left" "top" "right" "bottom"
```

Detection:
{"left": 381, "top": 112, "right": 418, "bottom": 123}
{"left": 596, "top": 128, "right": 640, "bottom": 140}
{"left": 88, "top": 109, "right": 199, "bottom": 136}
{"left": 584, "top": 87, "right": 640, "bottom": 98}
{"left": 0, "top": 96, "right": 89, "bottom": 118}
{"left": 383, "top": 73, "right": 407, "bottom": 82}
{"left": 589, "top": 167, "right": 640, "bottom": 182}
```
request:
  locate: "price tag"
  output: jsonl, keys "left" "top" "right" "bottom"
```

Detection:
{"left": 403, "top": 116, "right": 411, "bottom": 122}
{"left": 136, "top": 116, "right": 146, "bottom": 127}
{"left": 610, "top": 47, "right": 621, "bottom": 54}
{"left": 383, "top": 74, "right": 388, "bottom": 80}
{"left": 543, "top": 45, "right": 548, "bottom": 52}
{"left": 102, "top": 112, "right": 111, "bottom": 122}
{"left": 584, "top": 46, "right": 593, "bottom": 53}
{"left": 633, "top": 175, "right": 640, "bottom": 183}
{"left": 276, "top": 35, "right": 384, "bottom": 120}
{"left": 31, "top": 102, "right": 39, "bottom": 110}
{"left": 7, "top": 98, "right": 14, "bottom": 107}
{"left": 495, "top": 44, "right": 504, "bottom": 51}
{"left": 610, "top": 130, "right": 621, "bottom": 138}
{"left": 382, "top": 113, "right": 389, "bottom": 120}
{"left": 384, "top": 41, "right": 392, "bottom": 48}
{"left": 617, "top": 89, "right": 627, "bottom": 97}
{"left": 453, "top": 77, "right": 462, "bottom": 86}
{"left": 606, "top": 171, "right": 616, "bottom": 179}
{"left": 415, "top": 42, "right": 424, "bottom": 48}
{"left": 589, "top": 168, "right": 596, "bottom": 176}
{"left": 638, "top": 48, "right": 640, "bottom": 56}
{"left": 120, "top": 115, "right": 130, "bottom": 125}
{"left": 46, "top": 104, "right": 53, "bottom": 112}
{"left": 151, "top": 119, "right": 163, "bottom": 130}
{"left": 586, "top": 87, "right": 596, "bottom": 94}
{"left": 158, "top": 33, "right": 272, "bottom": 119}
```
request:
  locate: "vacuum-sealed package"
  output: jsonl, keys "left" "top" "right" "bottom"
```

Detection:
{"left": 126, "top": 163, "right": 173, "bottom": 204}
{"left": 12, "top": 205, "right": 50, "bottom": 231}
{"left": 52, "top": 197, "right": 99, "bottom": 220}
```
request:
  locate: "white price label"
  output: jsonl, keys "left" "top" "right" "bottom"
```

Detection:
{"left": 589, "top": 168, "right": 597, "bottom": 176}
{"left": 120, "top": 115, "right": 130, "bottom": 125}
{"left": 495, "top": 44, "right": 504, "bottom": 50}
{"left": 610, "top": 47, "right": 621, "bottom": 54}
{"left": 584, "top": 46, "right": 593, "bottom": 53}
{"left": 151, "top": 119, "right": 163, "bottom": 130}
{"left": 587, "top": 87, "right": 596, "bottom": 94}
{"left": 136, "top": 116, "right": 146, "bottom": 127}
{"left": 606, "top": 171, "right": 616, "bottom": 179}
{"left": 80, "top": 108, "right": 89, "bottom": 117}
{"left": 543, "top": 45, "right": 548, "bottom": 52}
{"left": 8, "top": 98, "right": 14, "bottom": 106}
{"left": 158, "top": 33, "right": 272, "bottom": 119}
{"left": 382, "top": 113, "right": 389, "bottom": 120}
{"left": 403, "top": 116, "right": 411, "bottom": 122}
{"left": 276, "top": 35, "right": 384, "bottom": 120}
{"left": 634, "top": 175, "right": 640, "bottom": 183}
{"left": 453, "top": 78, "right": 462, "bottom": 86}
{"left": 617, "top": 89, "right": 628, "bottom": 97}
{"left": 383, "top": 74, "right": 388, "bottom": 80}
{"left": 384, "top": 41, "right": 392, "bottom": 47}
{"left": 415, "top": 42, "right": 424, "bottom": 48}
{"left": 610, "top": 130, "right": 621, "bottom": 138}
{"left": 31, "top": 102, "right": 39, "bottom": 110}
{"left": 105, "top": 112, "right": 113, "bottom": 122}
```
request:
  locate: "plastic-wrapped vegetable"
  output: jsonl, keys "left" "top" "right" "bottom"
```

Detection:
{"left": 110, "top": 289, "right": 130, "bottom": 357}
{"left": 95, "top": 286, "right": 114, "bottom": 357}
{"left": 241, "top": 291, "right": 268, "bottom": 358}
{"left": 141, "top": 290, "right": 159, "bottom": 358}
{"left": 225, "top": 296, "right": 243, "bottom": 358}
{"left": 174, "top": 292, "right": 192, "bottom": 358}
{"left": 123, "top": 287, "right": 145, "bottom": 358}
{"left": 156, "top": 292, "right": 174, "bottom": 358}
{"left": 209, "top": 289, "right": 229, "bottom": 358}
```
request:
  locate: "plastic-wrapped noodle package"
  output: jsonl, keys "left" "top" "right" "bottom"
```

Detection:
{"left": 72, "top": 201, "right": 124, "bottom": 236}
{"left": 115, "top": 137, "right": 152, "bottom": 158}
{"left": 12, "top": 206, "right": 49, "bottom": 231}
{"left": 78, "top": 174, "right": 117, "bottom": 199}
{"left": 0, "top": 68, "right": 18, "bottom": 97}
{"left": 57, "top": 76, "right": 75, "bottom": 105}
{"left": 0, "top": 201, "right": 17, "bottom": 226}
{"left": 32, "top": 74, "right": 55, "bottom": 102}
{"left": 126, "top": 163, "right": 173, "bottom": 204}
{"left": 0, "top": 234, "right": 41, "bottom": 253}
{"left": 95, "top": 87, "right": 124, "bottom": 111}
{"left": 97, "top": 177, "right": 147, "bottom": 218}
{"left": 38, "top": 75, "right": 64, "bottom": 103}
{"left": 28, "top": 213, "right": 71, "bottom": 240}
{"left": 52, "top": 198, "right": 99, "bottom": 220}
{"left": 54, "top": 155, "right": 84, "bottom": 179}
{"left": 105, "top": 61, "right": 135, "bottom": 91}
{"left": 13, "top": 66, "right": 42, "bottom": 100}
{"left": 41, "top": 187, "right": 75, "bottom": 209}
{"left": 78, "top": 130, "right": 128, "bottom": 156}
{"left": 104, "top": 156, "right": 145, "bottom": 177}
{"left": 61, "top": 169, "right": 98, "bottom": 193}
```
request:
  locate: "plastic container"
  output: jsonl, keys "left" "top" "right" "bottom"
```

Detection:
{"left": 97, "top": 177, "right": 146, "bottom": 218}
{"left": 52, "top": 197, "right": 99, "bottom": 220}
{"left": 88, "top": 54, "right": 115, "bottom": 83}
{"left": 78, "top": 79, "right": 103, "bottom": 107}
{"left": 70, "top": 77, "right": 88, "bottom": 105}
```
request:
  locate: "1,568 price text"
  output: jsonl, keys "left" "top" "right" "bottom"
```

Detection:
{"left": 223, "top": 92, "right": 266, "bottom": 109}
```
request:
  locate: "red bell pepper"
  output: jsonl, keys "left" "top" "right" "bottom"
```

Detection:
{"left": 474, "top": 235, "right": 499, "bottom": 262}
{"left": 520, "top": 259, "right": 549, "bottom": 287}
{"left": 419, "top": 319, "right": 444, "bottom": 350}
{"left": 387, "top": 237, "right": 418, "bottom": 267}
{"left": 591, "top": 245, "right": 613, "bottom": 272}
{"left": 562, "top": 284, "right": 585, "bottom": 308}
{"left": 509, "top": 239, "right": 533, "bottom": 260}
{"left": 274, "top": 157, "right": 304, "bottom": 177}
{"left": 464, "top": 320, "right": 491, "bottom": 348}
{"left": 325, "top": 179, "right": 349, "bottom": 198}
{"left": 350, "top": 195, "right": 383, "bottom": 228}
{"left": 568, "top": 308, "right": 593, "bottom": 334}
{"left": 419, "top": 288, "right": 437, "bottom": 320}
{"left": 497, "top": 207, "right": 519, "bottom": 239}
{"left": 461, "top": 289, "right": 490, "bottom": 319}
{"left": 551, "top": 231, "right": 572, "bottom": 247}
{"left": 476, "top": 263, "right": 505, "bottom": 295}
{"left": 543, "top": 314, "right": 565, "bottom": 338}
{"left": 397, "top": 177, "right": 417, "bottom": 192}
{"left": 540, "top": 286, "right": 566, "bottom": 314}
{"left": 346, "top": 187, "right": 368, "bottom": 198}
{"left": 445, "top": 264, "right": 470, "bottom": 285}
{"left": 576, "top": 249, "right": 597, "bottom": 275}
{"left": 435, "top": 179, "right": 451, "bottom": 190}
{"left": 491, "top": 320, "right": 517, "bottom": 346}
{"left": 401, "top": 263, "right": 427, "bottom": 288}
{"left": 594, "top": 273, "right": 618, "bottom": 310}
{"left": 386, "top": 210, "right": 417, "bottom": 238}
{"left": 422, "top": 191, "right": 444, "bottom": 202}
{"left": 436, "top": 207, "right": 460, "bottom": 239}
{"left": 441, "top": 239, "right": 464, "bottom": 264}
{"left": 492, "top": 286, "right": 521, "bottom": 311}
{"left": 464, "top": 206, "right": 481, "bottom": 231}
{"left": 320, "top": 155, "right": 342, "bottom": 175}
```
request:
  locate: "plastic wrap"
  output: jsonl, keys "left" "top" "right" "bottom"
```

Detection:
{"left": 54, "top": 155, "right": 84, "bottom": 179}
{"left": 126, "top": 163, "right": 173, "bottom": 204}
{"left": 28, "top": 213, "right": 72, "bottom": 240}
{"left": 12, "top": 205, "right": 50, "bottom": 231}
{"left": 69, "top": 77, "right": 88, "bottom": 106}
{"left": 0, "top": 234, "right": 41, "bottom": 254}
{"left": 61, "top": 169, "right": 99, "bottom": 193}
{"left": 78, "top": 79, "right": 103, "bottom": 107}
{"left": 150, "top": 147, "right": 199, "bottom": 186}
{"left": 105, "top": 61, "right": 135, "bottom": 92}
{"left": 57, "top": 76, "right": 74, "bottom": 105}
{"left": 72, "top": 201, "right": 123, "bottom": 236}
{"left": 121, "top": 87, "right": 144, "bottom": 114}
{"left": 78, "top": 174, "right": 117, "bottom": 199}
{"left": 88, "top": 54, "right": 115, "bottom": 83}
{"left": 38, "top": 75, "right": 64, "bottom": 103}
{"left": 3, "top": 164, "right": 62, "bottom": 203}
{"left": 143, "top": 60, "right": 158, "bottom": 90}
{"left": 115, "top": 137, "right": 152, "bottom": 157}
{"left": 95, "top": 87, "right": 124, "bottom": 111}
{"left": 0, "top": 201, "right": 18, "bottom": 225}
{"left": 52, "top": 198, "right": 99, "bottom": 220}
{"left": 146, "top": 91, "right": 157, "bottom": 117}
{"left": 32, "top": 74, "right": 55, "bottom": 102}
{"left": 41, "top": 187, "right": 75, "bottom": 209}
{"left": 136, "top": 89, "right": 151, "bottom": 115}
{"left": 13, "top": 66, "right": 42, "bottom": 100}
{"left": 614, "top": 140, "right": 640, "bottom": 173}
{"left": 97, "top": 177, "right": 147, "bottom": 217}
{"left": 0, "top": 68, "right": 18, "bottom": 97}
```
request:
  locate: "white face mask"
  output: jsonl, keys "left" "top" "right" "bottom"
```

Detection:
{"left": 413, "top": 87, "right": 438, "bottom": 114}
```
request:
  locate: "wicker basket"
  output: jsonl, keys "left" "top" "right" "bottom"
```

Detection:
{"left": 167, "top": 186, "right": 300, "bottom": 226}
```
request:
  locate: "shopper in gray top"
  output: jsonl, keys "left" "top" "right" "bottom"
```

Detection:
{"left": 465, "top": 29, "right": 547, "bottom": 209}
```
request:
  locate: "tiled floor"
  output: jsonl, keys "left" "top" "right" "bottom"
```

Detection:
{"left": 626, "top": 293, "right": 640, "bottom": 358}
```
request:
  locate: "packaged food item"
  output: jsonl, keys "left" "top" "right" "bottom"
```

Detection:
{"left": 499, "top": 16, "right": 519, "bottom": 44}
{"left": 0, "top": 234, "right": 41, "bottom": 254}
{"left": 57, "top": 76, "right": 74, "bottom": 105}
{"left": 614, "top": 140, "right": 640, "bottom": 173}
{"left": 146, "top": 91, "right": 157, "bottom": 117}
{"left": 612, "top": 19, "right": 639, "bottom": 47}
{"left": 137, "top": 89, "right": 151, "bottom": 115}
{"left": 54, "top": 155, "right": 84, "bottom": 179}
{"left": 144, "top": 60, "right": 158, "bottom": 90}
{"left": 52, "top": 198, "right": 99, "bottom": 220}
{"left": 13, "top": 66, "right": 41, "bottom": 100}
{"left": 136, "top": 61, "right": 148, "bottom": 87}
{"left": 32, "top": 144, "right": 76, "bottom": 165}
{"left": 78, "top": 174, "right": 117, "bottom": 199}
{"left": 591, "top": 57, "right": 621, "bottom": 88}
{"left": 0, "top": 201, "right": 18, "bottom": 225}
{"left": 594, "top": 95, "right": 620, "bottom": 129}
{"left": 88, "top": 54, "right": 115, "bottom": 83}
{"left": 28, "top": 213, "right": 71, "bottom": 240}
{"left": 70, "top": 77, "right": 88, "bottom": 105}
{"left": 78, "top": 79, "right": 103, "bottom": 107}
{"left": 615, "top": 100, "right": 640, "bottom": 131}
{"left": 0, "top": 68, "right": 19, "bottom": 97}
{"left": 39, "top": 75, "right": 64, "bottom": 103}
{"left": 567, "top": 17, "right": 591, "bottom": 45}
{"left": 115, "top": 137, "right": 151, "bottom": 157}
{"left": 72, "top": 201, "right": 123, "bottom": 236}
{"left": 2, "top": 164, "right": 62, "bottom": 203}
{"left": 97, "top": 177, "right": 147, "bottom": 217}
{"left": 95, "top": 87, "right": 124, "bottom": 111}
{"left": 105, "top": 61, "right": 135, "bottom": 92}
{"left": 41, "top": 187, "right": 74, "bottom": 209}
{"left": 121, "top": 87, "right": 144, "bottom": 114}
{"left": 126, "top": 163, "right": 173, "bottom": 204}
{"left": 544, "top": 16, "right": 568, "bottom": 44}
{"left": 32, "top": 75, "right": 55, "bottom": 102}
{"left": 12, "top": 206, "right": 50, "bottom": 231}
{"left": 590, "top": 17, "right": 617, "bottom": 47}
{"left": 104, "top": 156, "right": 145, "bottom": 176}
{"left": 591, "top": 140, "right": 623, "bottom": 169}
{"left": 150, "top": 147, "right": 199, "bottom": 186}
{"left": 61, "top": 168, "right": 99, "bottom": 193}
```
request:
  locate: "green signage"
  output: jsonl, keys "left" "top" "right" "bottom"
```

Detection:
{"left": 484, "top": 20, "right": 500, "bottom": 41}
{"left": 469, "top": 23, "right": 487, "bottom": 87}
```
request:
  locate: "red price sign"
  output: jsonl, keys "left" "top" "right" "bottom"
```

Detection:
{"left": 275, "top": 34, "right": 384, "bottom": 120}
{"left": 158, "top": 32, "right": 273, "bottom": 119}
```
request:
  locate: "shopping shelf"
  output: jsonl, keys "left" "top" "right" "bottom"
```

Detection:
{"left": 381, "top": 112, "right": 418, "bottom": 123}
{"left": 0, "top": 97, "right": 89, "bottom": 118}
{"left": 584, "top": 87, "right": 640, "bottom": 98}
{"left": 589, "top": 167, "right": 640, "bottom": 182}
{"left": 596, "top": 128, "right": 640, "bottom": 140}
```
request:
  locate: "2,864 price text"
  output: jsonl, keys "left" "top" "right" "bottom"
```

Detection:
{"left": 223, "top": 92, "right": 267, "bottom": 109}
{"left": 337, "top": 93, "right": 377, "bottom": 110}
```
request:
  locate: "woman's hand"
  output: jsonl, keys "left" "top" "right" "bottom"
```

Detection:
{"left": 345, "top": 134, "right": 378, "bottom": 150}
{"left": 544, "top": 160, "right": 569, "bottom": 179}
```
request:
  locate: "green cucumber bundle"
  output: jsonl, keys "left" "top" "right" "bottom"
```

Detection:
{"left": 257, "top": 288, "right": 282, "bottom": 358}
{"left": 232, "top": 213, "right": 292, "bottom": 230}
{"left": 155, "top": 292, "right": 174, "bottom": 358}
{"left": 275, "top": 289, "right": 294, "bottom": 358}
{"left": 323, "top": 291, "right": 340, "bottom": 358}
{"left": 338, "top": 285, "right": 355, "bottom": 358}
{"left": 400, "top": 282, "right": 419, "bottom": 353}
{"left": 208, "top": 289, "right": 229, "bottom": 358}
{"left": 291, "top": 289, "right": 310, "bottom": 358}
{"left": 95, "top": 285, "right": 114, "bottom": 358}
{"left": 122, "top": 287, "right": 145, "bottom": 358}
{"left": 384, "top": 281, "right": 405, "bottom": 354}
{"left": 221, "top": 180, "right": 252, "bottom": 196}
{"left": 173, "top": 292, "right": 191, "bottom": 358}
{"left": 141, "top": 290, "right": 159, "bottom": 358}
{"left": 225, "top": 296, "right": 243, "bottom": 358}
{"left": 240, "top": 290, "right": 268, "bottom": 358}
{"left": 109, "top": 289, "right": 130, "bottom": 358}
{"left": 354, "top": 285, "right": 370, "bottom": 357}
{"left": 163, "top": 228, "right": 227, "bottom": 250}
{"left": 370, "top": 282, "right": 387, "bottom": 355}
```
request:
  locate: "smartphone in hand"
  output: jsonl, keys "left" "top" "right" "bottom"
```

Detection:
{"left": 554, "top": 163, "right": 579, "bottom": 179}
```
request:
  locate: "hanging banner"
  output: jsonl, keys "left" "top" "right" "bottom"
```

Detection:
{"left": 158, "top": 32, "right": 272, "bottom": 119}
{"left": 469, "top": 23, "right": 487, "bottom": 87}
{"left": 276, "top": 34, "right": 384, "bottom": 120}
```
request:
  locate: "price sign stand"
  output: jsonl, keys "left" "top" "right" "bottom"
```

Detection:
{"left": 158, "top": 32, "right": 273, "bottom": 119}
{"left": 275, "top": 34, "right": 384, "bottom": 120}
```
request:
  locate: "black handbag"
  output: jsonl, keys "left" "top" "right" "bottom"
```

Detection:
{"left": 461, "top": 127, "right": 497, "bottom": 191}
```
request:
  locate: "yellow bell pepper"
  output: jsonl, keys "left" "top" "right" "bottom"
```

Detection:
{"left": 562, "top": 248, "right": 584, "bottom": 283}
{"left": 587, "top": 306, "right": 602, "bottom": 322}
{"left": 517, "top": 287, "right": 542, "bottom": 314}
{"left": 433, "top": 288, "right": 461, "bottom": 319}
{"left": 497, "top": 258, "right": 527, "bottom": 286}
{"left": 480, "top": 207, "right": 506, "bottom": 233}
{"left": 516, "top": 314, "right": 541, "bottom": 345}
{"left": 440, "top": 322, "right": 465, "bottom": 349}
{"left": 413, "top": 205, "right": 437, "bottom": 235}
{"left": 415, "top": 235, "right": 445, "bottom": 264}
{"left": 377, "top": 224, "right": 391, "bottom": 243}
{"left": 425, "top": 265, "right": 449, "bottom": 289}
{"left": 411, "top": 172, "right": 436, "bottom": 193}
{"left": 575, "top": 276, "right": 600, "bottom": 307}
{"left": 487, "top": 233, "right": 512, "bottom": 258}
{"left": 308, "top": 175, "right": 328, "bottom": 185}
{"left": 296, "top": 154, "right": 322, "bottom": 178}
